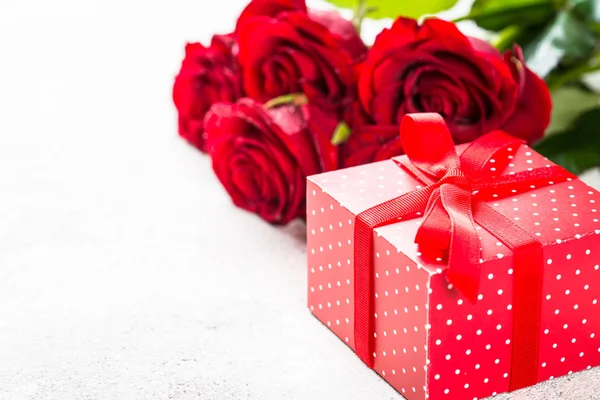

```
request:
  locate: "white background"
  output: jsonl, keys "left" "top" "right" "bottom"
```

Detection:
{"left": 0, "top": 0, "right": 598, "bottom": 399}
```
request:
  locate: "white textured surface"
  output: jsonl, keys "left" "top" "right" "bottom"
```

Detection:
{"left": 0, "top": 0, "right": 599, "bottom": 399}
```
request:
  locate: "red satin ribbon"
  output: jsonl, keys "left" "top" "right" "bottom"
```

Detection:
{"left": 353, "top": 113, "right": 575, "bottom": 391}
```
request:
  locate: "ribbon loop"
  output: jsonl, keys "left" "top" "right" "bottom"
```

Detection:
{"left": 460, "top": 130, "right": 524, "bottom": 178}
{"left": 400, "top": 114, "right": 460, "bottom": 179}
{"left": 414, "top": 166, "right": 473, "bottom": 263}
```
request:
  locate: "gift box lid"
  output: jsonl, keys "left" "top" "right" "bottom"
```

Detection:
{"left": 309, "top": 143, "right": 600, "bottom": 274}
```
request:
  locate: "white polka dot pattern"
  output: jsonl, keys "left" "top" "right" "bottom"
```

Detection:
{"left": 371, "top": 234, "right": 429, "bottom": 398}
{"left": 427, "top": 257, "right": 514, "bottom": 399}
{"left": 307, "top": 183, "right": 356, "bottom": 349}
{"left": 307, "top": 143, "right": 600, "bottom": 400}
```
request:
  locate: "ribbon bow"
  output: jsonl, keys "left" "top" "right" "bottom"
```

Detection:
{"left": 353, "top": 113, "right": 574, "bottom": 391}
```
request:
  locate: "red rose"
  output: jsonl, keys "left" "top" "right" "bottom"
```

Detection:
{"left": 204, "top": 98, "right": 339, "bottom": 224}
{"left": 345, "top": 17, "right": 551, "bottom": 166}
{"left": 236, "top": 7, "right": 365, "bottom": 110}
{"left": 470, "top": 38, "right": 551, "bottom": 143}
{"left": 359, "top": 18, "right": 518, "bottom": 140}
{"left": 172, "top": 35, "right": 242, "bottom": 151}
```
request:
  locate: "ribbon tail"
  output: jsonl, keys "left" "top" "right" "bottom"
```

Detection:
{"left": 473, "top": 201, "right": 543, "bottom": 390}
{"left": 439, "top": 184, "right": 481, "bottom": 302}
{"left": 415, "top": 190, "right": 452, "bottom": 261}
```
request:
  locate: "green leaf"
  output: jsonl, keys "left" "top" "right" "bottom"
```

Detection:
{"left": 547, "top": 86, "right": 599, "bottom": 135}
{"left": 570, "top": 0, "right": 600, "bottom": 23}
{"left": 492, "top": 25, "right": 523, "bottom": 51}
{"left": 323, "top": 0, "right": 459, "bottom": 20}
{"left": 462, "top": 0, "right": 554, "bottom": 31}
{"left": 546, "top": 53, "right": 600, "bottom": 91}
{"left": 489, "top": 25, "right": 548, "bottom": 53}
{"left": 330, "top": 122, "right": 352, "bottom": 145}
{"left": 523, "top": 10, "right": 597, "bottom": 78}
{"left": 535, "top": 107, "right": 600, "bottom": 174}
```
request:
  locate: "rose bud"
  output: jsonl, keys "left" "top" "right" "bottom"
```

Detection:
{"left": 172, "top": 34, "right": 242, "bottom": 152}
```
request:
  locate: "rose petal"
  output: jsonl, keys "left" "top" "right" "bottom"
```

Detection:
{"left": 468, "top": 36, "right": 501, "bottom": 58}
{"left": 501, "top": 47, "right": 551, "bottom": 143}
{"left": 308, "top": 10, "right": 367, "bottom": 63}
{"left": 236, "top": 0, "right": 307, "bottom": 33}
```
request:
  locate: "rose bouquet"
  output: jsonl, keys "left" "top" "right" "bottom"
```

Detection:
{"left": 173, "top": 0, "right": 598, "bottom": 225}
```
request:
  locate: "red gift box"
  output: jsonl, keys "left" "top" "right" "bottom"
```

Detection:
{"left": 306, "top": 114, "right": 600, "bottom": 400}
